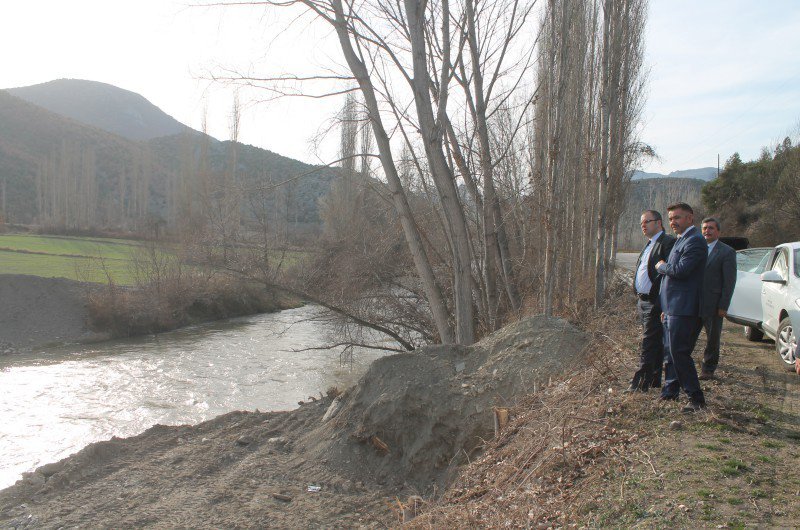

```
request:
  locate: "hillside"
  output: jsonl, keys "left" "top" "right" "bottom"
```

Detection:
{"left": 147, "top": 135, "right": 336, "bottom": 225}
{"left": 7, "top": 79, "right": 187, "bottom": 142}
{"left": 0, "top": 90, "right": 170, "bottom": 225}
{"left": 618, "top": 176, "right": 706, "bottom": 249}
{"left": 632, "top": 167, "right": 717, "bottom": 182}
{"left": 0, "top": 83, "right": 336, "bottom": 228}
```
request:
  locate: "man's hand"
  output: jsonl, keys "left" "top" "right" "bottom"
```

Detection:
{"left": 656, "top": 260, "right": 666, "bottom": 272}
{"left": 661, "top": 312, "right": 665, "bottom": 322}
{"left": 717, "top": 309, "right": 727, "bottom": 317}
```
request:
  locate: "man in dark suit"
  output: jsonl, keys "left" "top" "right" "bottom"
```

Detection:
{"left": 656, "top": 202, "right": 708, "bottom": 412}
{"left": 697, "top": 217, "right": 737, "bottom": 379}
{"left": 627, "top": 210, "right": 676, "bottom": 392}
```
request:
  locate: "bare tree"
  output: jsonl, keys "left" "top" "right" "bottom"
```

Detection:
{"left": 207, "top": 0, "right": 648, "bottom": 345}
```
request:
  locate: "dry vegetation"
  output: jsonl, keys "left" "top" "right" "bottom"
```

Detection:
{"left": 86, "top": 243, "right": 299, "bottom": 338}
{"left": 408, "top": 281, "right": 800, "bottom": 528}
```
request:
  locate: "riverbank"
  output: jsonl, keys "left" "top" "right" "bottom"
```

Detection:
{"left": 411, "top": 303, "right": 800, "bottom": 527}
{"left": 0, "top": 274, "right": 301, "bottom": 353}
{"left": 2, "top": 289, "right": 798, "bottom": 527}
{"left": 0, "top": 275, "right": 98, "bottom": 353}
{"left": 0, "top": 314, "right": 588, "bottom": 527}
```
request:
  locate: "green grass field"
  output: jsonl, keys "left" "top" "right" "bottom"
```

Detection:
{"left": 0, "top": 234, "right": 143, "bottom": 284}
{"left": 0, "top": 233, "right": 309, "bottom": 285}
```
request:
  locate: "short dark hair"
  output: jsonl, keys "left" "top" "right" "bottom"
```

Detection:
{"left": 642, "top": 210, "right": 662, "bottom": 222}
{"left": 667, "top": 202, "right": 694, "bottom": 215}
{"left": 701, "top": 217, "right": 721, "bottom": 230}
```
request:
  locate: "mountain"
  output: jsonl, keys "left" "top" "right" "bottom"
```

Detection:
{"left": 0, "top": 82, "right": 336, "bottom": 229}
{"left": 7, "top": 79, "right": 187, "bottom": 142}
{"left": 0, "top": 89, "right": 172, "bottom": 224}
{"left": 632, "top": 167, "right": 717, "bottom": 182}
{"left": 617, "top": 177, "right": 707, "bottom": 250}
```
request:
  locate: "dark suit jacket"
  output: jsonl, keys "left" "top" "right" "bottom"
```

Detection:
{"left": 699, "top": 240, "right": 737, "bottom": 318}
{"left": 658, "top": 225, "right": 707, "bottom": 316}
{"left": 633, "top": 231, "right": 677, "bottom": 300}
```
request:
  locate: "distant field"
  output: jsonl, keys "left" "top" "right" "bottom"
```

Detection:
{"left": 0, "top": 233, "right": 309, "bottom": 285}
{"left": 0, "top": 234, "right": 143, "bottom": 284}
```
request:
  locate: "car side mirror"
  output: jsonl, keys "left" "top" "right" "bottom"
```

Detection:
{"left": 761, "top": 270, "right": 786, "bottom": 284}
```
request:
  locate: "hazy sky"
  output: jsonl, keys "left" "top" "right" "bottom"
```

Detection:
{"left": 2, "top": 0, "right": 799, "bottom": 174}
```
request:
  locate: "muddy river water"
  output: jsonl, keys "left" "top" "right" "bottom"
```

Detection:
{"left": 0, "top": 306, "right": 386, "bottom": 490}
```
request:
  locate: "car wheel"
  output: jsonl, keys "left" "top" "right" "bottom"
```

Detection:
{"left": 775, "top": 317, "right": 797, "bottom": 365}
{"left": 744, "top": 325, "right": 764, "bottom": 342}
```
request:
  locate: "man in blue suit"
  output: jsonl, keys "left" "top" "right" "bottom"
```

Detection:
{"left": 656, "top": 202, "right": 707, "bottom": 412}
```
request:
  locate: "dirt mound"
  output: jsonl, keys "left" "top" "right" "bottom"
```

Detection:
{"left": 0, "top": 274, "right": 98, "bottom": 352}
{"left": 0, "top": 315, "right": 587, "bottom": 528}
{"left": 305, "top": 315, "right": 588, "bottom": 491}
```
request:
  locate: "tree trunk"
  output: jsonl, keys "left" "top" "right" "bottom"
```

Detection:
{"left": 330, "top": 0, "right": 455, "bottom": 344}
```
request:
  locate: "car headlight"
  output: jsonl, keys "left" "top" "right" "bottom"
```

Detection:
{"left": 795, "top": 298, "right": 800, "bottom": 310}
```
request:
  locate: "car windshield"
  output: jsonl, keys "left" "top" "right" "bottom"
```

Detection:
{"left": 737, "top": 248, "right": 772, "bottom": 273}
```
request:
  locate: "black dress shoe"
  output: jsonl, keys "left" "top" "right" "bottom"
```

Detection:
{"left": 698, "top": 371, "right": 714, "bottom": 381}
{"left": 659, "top": 393, "right": 678, "bottom": 401}
{"left": 681, "top": 400, "right": 707, "bottom": 413}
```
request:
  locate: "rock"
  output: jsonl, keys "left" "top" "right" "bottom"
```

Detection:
{"left": 454, "top": 361, "right": 466, "bottom": 373}
{"left": 37, "top": 462, "right": 63, "bottom": 478}
{"left": 322, "top": 396, "right": 343, "bottom": 423}
{"left": 236, "top": 436, "right": 253, "bottom": 446}
{"left": 268, "top": 436, "right": 288, "bottom": 446}
{"left": 669, "top": 420, "right": 683, "bottom": 431}
{"left": 271, "top": 492, "right": 292, "bottom": 502}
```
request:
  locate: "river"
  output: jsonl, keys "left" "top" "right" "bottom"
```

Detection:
{"left": 0, "top": 305, "right": 388, "bottom": 490}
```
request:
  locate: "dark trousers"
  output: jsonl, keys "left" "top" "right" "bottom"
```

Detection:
{"left": 662, "top": 315, "right": 705, "bottom": 403}
{"left": 630, "top": 298, "right": 664, "bottom": 390}
{"left": 700, "top": 314, "right": 723, "bottom": 373}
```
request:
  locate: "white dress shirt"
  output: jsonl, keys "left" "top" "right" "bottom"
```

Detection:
{"left": 635, "top": 230, "right": 663, "bottom": 295}
{"left": 707, "top": 239, "right": 718, "bottom": 255}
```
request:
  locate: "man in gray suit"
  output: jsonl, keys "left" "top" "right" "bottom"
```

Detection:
{"left": 697, "top": 217, "right": 737, "bottom": 379}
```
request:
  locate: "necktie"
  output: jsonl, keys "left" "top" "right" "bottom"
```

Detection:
{"left": 639, "top": 239, "right": 651, "bottom": 260}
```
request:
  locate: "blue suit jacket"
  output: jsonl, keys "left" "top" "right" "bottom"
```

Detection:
{"left": 658, "top": 225, "right": 707, "bottom": 316}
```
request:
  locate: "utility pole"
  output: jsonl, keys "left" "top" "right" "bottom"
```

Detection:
{"left": 717, "top": 153, "right": 720, "bottom": 179}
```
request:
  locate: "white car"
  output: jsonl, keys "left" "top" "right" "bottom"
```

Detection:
{"left": 726, "top": 242, "right": 800, "bottom": 366}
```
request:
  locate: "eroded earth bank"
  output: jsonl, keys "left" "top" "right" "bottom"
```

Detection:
{"left": 0, "top": 316, "right": 587, "bottom": 528}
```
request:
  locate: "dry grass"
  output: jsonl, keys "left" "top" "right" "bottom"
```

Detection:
{"left": 86, "top": 242, "right": 300, "bottom": 337}
{"left": 408, "top": 278, "right": 800, "bottom": 528}
{"left": 86, "top": 273, "right": 296, "bottom": 337}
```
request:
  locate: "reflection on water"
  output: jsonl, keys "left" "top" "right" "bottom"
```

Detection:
{"left": 0, "top": 306, "right": 388, "bottom": 489}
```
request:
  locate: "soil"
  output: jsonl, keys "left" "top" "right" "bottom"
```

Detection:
{"left": 0, "top": 315, "right": 588, "bottom": 528}
{"left": 0, "top": 274, "right": 99, "bottom": 353}
{"left": 406, "top": 299, "right": 800, "bottom": 528}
